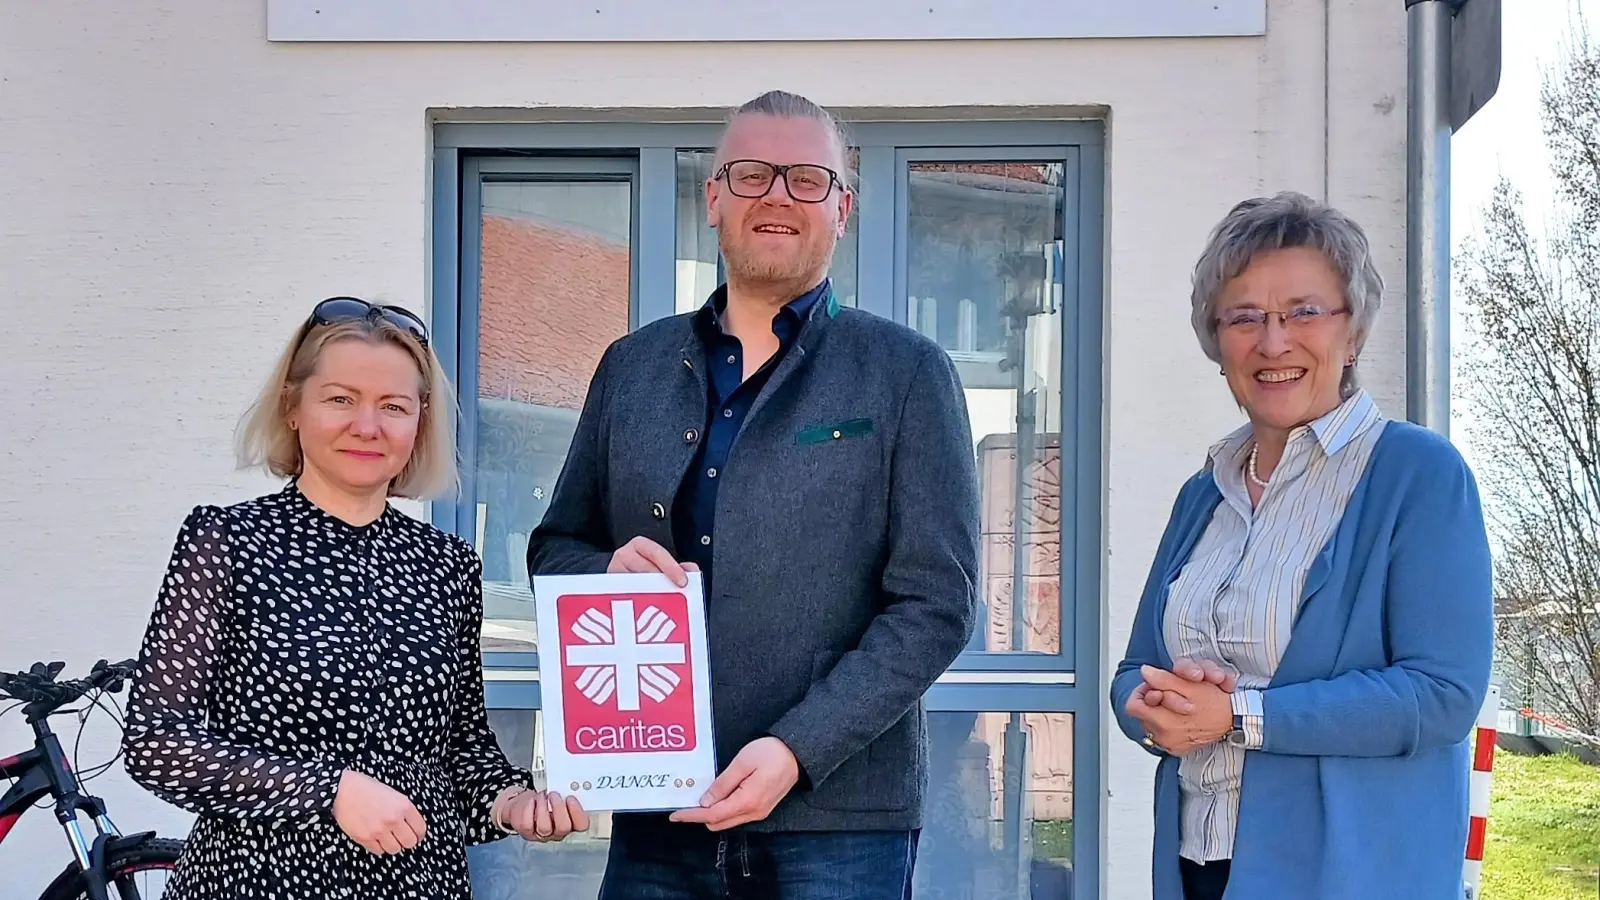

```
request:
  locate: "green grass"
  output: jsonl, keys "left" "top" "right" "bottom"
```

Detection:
{"left": 1480, "top": 750, "right": 1600, "bottom": 900}
{"left": 1028, "top": 753, "right": 1597, "bottom": 895}
{"left": 1033, "top": 819, "right": 1073, "bottom": 862}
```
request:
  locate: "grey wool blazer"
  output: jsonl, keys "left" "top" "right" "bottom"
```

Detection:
{"left": 526, "top": 287, "right": 980, "bottom": 832}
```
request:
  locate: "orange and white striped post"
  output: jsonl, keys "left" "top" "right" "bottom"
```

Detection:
{"left": 1462, "top": 683, "right": 1501, "bottom": 900}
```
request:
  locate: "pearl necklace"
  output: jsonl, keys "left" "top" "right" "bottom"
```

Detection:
{"left": 1247, "top": 442, "right": 1271, "bottom": 488}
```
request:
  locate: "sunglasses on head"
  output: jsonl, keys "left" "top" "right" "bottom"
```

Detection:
{"left": 310, "top": 296, "right": 429, "bottom": 346}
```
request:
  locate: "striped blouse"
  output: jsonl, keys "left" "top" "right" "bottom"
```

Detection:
{"left": 1162, "top": 389, "right": 1385, "bottom": 862}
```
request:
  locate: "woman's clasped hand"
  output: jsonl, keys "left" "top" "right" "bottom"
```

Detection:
{"left": 1125, "top": 657, "right": 1237, "bottom": 756}
{"left": 492, "top": 786, "right": 591, "bottom": 843}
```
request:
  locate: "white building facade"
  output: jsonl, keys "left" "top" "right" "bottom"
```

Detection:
{"left": 0, "top": 2, "right": 1413, "bottom": 897}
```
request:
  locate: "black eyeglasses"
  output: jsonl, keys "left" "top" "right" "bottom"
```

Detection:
{"left": 716, "top": 159, "right": 841, "bottom": 203}
{"left": 310, "top": 296, "right": 429, "bottom": 346}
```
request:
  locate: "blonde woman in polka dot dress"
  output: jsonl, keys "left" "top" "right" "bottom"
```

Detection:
{"left": 123, "top": 298, "right": 589, "bottom": 899}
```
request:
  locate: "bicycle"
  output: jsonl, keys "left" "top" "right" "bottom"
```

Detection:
{"left": 0, "top": 658, "right": 182, "bottom": 899}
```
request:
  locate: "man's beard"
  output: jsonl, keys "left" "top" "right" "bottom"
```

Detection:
{"left": 720, "top": 228, "right": 835, "bottom": 292}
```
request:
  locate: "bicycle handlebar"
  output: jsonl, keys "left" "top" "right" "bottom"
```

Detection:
{"left": 0, "top": 658, "right": 138, "bottom": 719}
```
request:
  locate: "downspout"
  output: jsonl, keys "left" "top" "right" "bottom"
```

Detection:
{"left": 1405, "top": 0, "right": 1454, "bottom": 435}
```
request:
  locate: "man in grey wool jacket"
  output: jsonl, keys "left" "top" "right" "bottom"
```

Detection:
{"left": 525, "top": 88, "right": 980, "bottom": 899}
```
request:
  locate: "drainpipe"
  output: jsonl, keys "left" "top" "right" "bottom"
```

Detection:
{"left": 1404, "top": 0, "right": 1502, "bottom": 435}
{"left": 1405, "top": 0, "right": 1454, "bottom": 436}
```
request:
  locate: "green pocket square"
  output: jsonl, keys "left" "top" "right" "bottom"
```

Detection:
{"left": 796, "top": 417, "right": 874, "bottom": 444}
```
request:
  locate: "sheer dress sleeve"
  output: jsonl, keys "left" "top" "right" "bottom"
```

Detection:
{"left": 123, "top": 505, "right": 344, "bottom": 822}
{"left": 442, "top": 547, "right": 535, "bottom": 844}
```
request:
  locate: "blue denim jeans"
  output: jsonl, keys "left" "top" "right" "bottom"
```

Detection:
{"left": 597, "top": 814, "right": 919, "bottom": 900}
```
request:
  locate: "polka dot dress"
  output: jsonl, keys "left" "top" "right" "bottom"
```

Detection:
{"left": 123, "top": 481, "right": 533, "bottom": 899}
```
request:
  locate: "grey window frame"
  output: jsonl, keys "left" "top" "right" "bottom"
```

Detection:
{"left": 430, "top": 118, "right": 1105, "bottom": 900}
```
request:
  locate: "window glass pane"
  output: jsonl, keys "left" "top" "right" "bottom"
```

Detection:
{"left": 919, "top": 711, "right": 1075, "bottom": 898}
{"left": 475, "top": 178, "right": 632, "bottom": 653}
{"left": 467, "top": 709, "right": 1074, "bottom": 899}
{"left": 675, "top": 151, "right": 719, "bottom": 314}
{"left": 906, "top": 162, "right": 1066, "bottom": 655}
{"left": 676, "top": 149, "right": 859, "bottom": 314}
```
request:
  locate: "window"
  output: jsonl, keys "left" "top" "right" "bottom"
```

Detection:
{"left": 902, "top": 156, "right": 1069, "bottom": 662}
{"left": 458, "top": 158, "right": 637, "bottom": 655}
{"left": 430, "top": 119, "right": 1104, "bottom": 899}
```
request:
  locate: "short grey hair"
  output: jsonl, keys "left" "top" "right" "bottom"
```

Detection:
{"left": 715, "top": 90, "right": 855, "bottom": 190}
{"left": 1189, "top": 191, "right": 1384, "bottom": 400}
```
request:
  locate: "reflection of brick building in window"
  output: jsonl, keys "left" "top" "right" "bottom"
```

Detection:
{"left": 473, "top": 213, "right": 629, "bottom": 597}
{"left": 913, "top": 162, "right": 1057, "bottom": 186}
{"left": 978, "top": 433, "right": 1062, "bottom": 654}
{"left": 478, "top": 214, "right": 628, "bottom": 408}
{"left": 978, "top": 712, "right": 1074, "bottom": 820}
{"left": 977, "top": 433, "right": 1073, "bottom": 823}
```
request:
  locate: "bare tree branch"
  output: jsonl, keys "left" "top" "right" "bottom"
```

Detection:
{"left": 1457, "top": 22, "right": 1600, "bottom": 739}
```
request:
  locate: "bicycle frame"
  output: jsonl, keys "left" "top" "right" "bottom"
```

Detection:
{"left": 0, "top": 749, "right": 30, "bottom": 844}
{"left": 0, "top": 713, "right": 130, "bottom": 899}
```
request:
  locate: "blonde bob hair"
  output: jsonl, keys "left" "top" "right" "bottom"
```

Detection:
{"left": 235, "top": 311, "right": 459, "bottom": 500}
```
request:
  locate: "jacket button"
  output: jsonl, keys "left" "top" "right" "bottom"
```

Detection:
{"left": 684, "top": 428, "right": 698, "bottom": 443}
{"left": 651, "top": 502, "right": 665, "bottom": 520}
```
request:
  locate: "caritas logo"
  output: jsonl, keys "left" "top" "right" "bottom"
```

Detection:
{"left": 557, "top": 592, "right": 696, "bottom": 755}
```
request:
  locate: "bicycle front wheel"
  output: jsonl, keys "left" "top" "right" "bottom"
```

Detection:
{"left": 39, "top": 837, "right": 183, "bottom": 900}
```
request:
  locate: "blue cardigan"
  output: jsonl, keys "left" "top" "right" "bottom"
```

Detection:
{"left": 1110, "top": 420, "right": 1495, "bottom": 900}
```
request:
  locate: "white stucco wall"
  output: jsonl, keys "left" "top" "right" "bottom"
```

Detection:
{"left": 0, "top": 0, "right": 1408, "bottom": 896}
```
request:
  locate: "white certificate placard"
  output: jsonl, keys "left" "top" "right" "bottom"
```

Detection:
{"left": 532, "top": 571, "right": 716, "bottom": 812}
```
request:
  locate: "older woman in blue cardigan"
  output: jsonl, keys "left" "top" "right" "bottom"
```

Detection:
{"left": 1111, "top": 191, "right": 1495, "bottom": 900}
